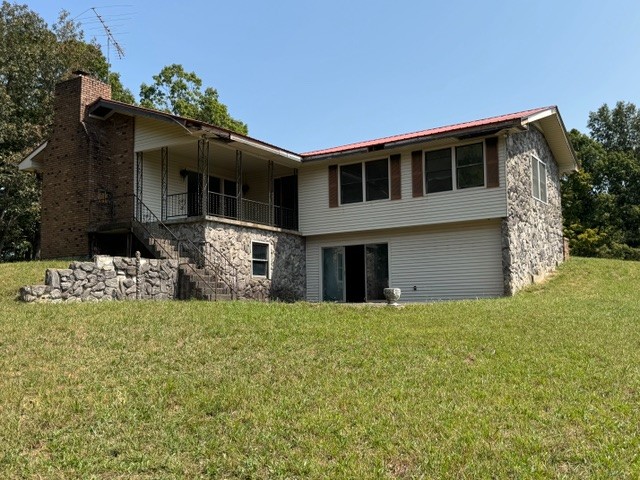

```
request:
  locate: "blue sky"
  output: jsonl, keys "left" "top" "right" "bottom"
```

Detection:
{"left": 26, "top": 0, "right": 640, "bottom": 153}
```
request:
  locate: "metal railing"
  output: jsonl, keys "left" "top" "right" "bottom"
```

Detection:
{"left": 241, "top": 198, "right": 270, "bottom": 225}
{"left": 272, "top": 205, "right": 298, "bottom": 231}
{"left": 209, "top": 192, "right": 238, "bottom": 219}
{"left": 166, "top": 191, "right": 298, "bottom": 230}
{"left": 132, "top": 195, "right": 238, "bottom": 299}
{"left": 167, "top": 192, "right": 188, "bottom": 218}
{"left": 91, "top": 194, "right": 238, "bottom": 299}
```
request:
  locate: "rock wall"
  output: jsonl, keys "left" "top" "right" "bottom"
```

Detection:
{"left": 205, "top": 222, "right": 305, "bottom": 301}
{"left": 20, "top": 254, "right": 178, "bottom": 303}
{"left": 166, "top": 219, "right": 306, "bottom": 301}
{"left": 502, "top": 128, "right": 564, "bottom": 294}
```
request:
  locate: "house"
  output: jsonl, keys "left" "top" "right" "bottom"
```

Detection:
{"left": 20, "top": 72, "right": 578, "bottom": 303}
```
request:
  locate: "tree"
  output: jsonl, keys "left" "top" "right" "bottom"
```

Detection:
{"left": 139, "top": 64, "right": 248, "bottom": 134}
{"left": 587, "top": 101, "right": 640, "bottom": 154}
{"left": 0, "top": 2, "right": 134, "bottom": 260}
{"left": 0, "top": 159, "right": 39, "bottom": 260}
{"left": 562, "top": 103, "right": 640, "bottom": 260}
{"left": 0, "top": 3, "right": 134, "bottom": 155}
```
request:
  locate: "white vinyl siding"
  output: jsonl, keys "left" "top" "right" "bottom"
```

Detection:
{"left": 298, "top": 138, "right": 507, "bottom": 236}
{"left": 134, "top": 117, "right": 193, "bottom": 152}
{"left": 306, "top": 220, "right": 504, "bottom": 302}
{"left": 140, "top": 149, "right": 162, "bottom": 219}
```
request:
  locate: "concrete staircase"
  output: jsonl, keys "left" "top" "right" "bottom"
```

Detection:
{"left": 144, "top": 236, "right": 233, "bottom": 301}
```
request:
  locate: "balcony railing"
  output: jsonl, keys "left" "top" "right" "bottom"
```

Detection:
{"left": 166, "top": 191, "right": 298, "bottom": 230}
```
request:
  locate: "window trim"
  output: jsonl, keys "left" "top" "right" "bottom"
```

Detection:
{"left": 423, "top": 140, "right": 486, "bottom": 195}
{"left": 338, "top": 157, "right": 390, "bottom": 205}
{"left": 251, "top": 241, "right": 270, "bottom": 278}
{"left": 531, "top": 154, "right": 548, "bottom": 203}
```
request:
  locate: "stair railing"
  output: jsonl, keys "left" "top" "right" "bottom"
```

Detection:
{"left": 91, "top": 193, "right": 238, "bottom": 300}
{"left": 130, "top": 195, "right": 239, "bottom": 299}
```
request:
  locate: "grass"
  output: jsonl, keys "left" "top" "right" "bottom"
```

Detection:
{"left": 0, "top": 258, "right": 639, "bottom": 478}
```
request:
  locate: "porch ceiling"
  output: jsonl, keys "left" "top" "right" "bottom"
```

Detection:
{"left": 165, "top": 141, "right": 295, "bottom": 176}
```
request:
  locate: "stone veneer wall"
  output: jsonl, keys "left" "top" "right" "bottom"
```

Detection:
{"left": 502, "top": 127, "right": 564, "bottom": 294}
{"left": 20, "top": 254, "right": 178, "bottom": 303}
{"left": 168, "top": 220, "right": 306, "bottom": 301}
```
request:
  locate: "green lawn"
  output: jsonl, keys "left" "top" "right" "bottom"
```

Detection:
{"left": 0, "top": 258, "right": 639, "bottom": 479}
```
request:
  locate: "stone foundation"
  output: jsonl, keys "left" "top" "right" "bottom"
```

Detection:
{"left": 205, "top": 222, "right": 306, "bottom": 302}
{"left": 166, "top": 218, "right": 306, "bottom": 301}
{"left": 502, "top": 128, "right": 564, "bottom": 294}
{"left": 20, "top": 254, "right": 178, "bottom": 303}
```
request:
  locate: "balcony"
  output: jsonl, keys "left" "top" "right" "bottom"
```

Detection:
{"left": 166, "top": 191, "right": 298, "bottom": 231}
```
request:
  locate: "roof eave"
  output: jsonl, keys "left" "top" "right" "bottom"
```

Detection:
{"left": 18, "top": 141, "right": 48, "bottom": 172}
{"left": 302, "top": 120, "right": 525, "bottom": 162}
{"left": 524, "top": 108, "right": 579, "bottom": 174}
{"left": 88, "top": 99, "right": 302, "bottom": 164}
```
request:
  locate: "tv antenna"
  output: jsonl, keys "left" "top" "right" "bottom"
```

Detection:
{"left": 91, "top": 7, "right": 125, "bottom": 69}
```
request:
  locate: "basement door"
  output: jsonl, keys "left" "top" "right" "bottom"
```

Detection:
{"left": 322, "top": 243, "right": 389, "bottom": 302}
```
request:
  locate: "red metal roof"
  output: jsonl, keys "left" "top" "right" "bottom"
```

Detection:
{"left": 301, "top": 106, "right": 553, "bottom": 157}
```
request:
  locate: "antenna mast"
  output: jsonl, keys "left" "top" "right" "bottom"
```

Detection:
{"left": 91, "top": 7, "right": 125, "bottom": 71}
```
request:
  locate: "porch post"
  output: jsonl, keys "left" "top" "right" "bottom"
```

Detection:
{"left": 268, "top": 160, "right": 274, "bottom": 226}
{"left": 235, "top": 150, "right": 243, "bottom": 221}
{"left": 198, "top": 139, "right": 209, "bottom": 216}
{"left": 160, "top": 147, "right": 168, "bottom": 220}
{"left": 135, "top": 151, "right": 143, "bottom": 219}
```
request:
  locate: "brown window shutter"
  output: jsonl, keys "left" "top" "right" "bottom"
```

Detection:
{"left": 390, "top": 154, "right": 401, "bottom": 200}
{"left": 485, "top": 137, "right": 499, "bottom": 188}
{"left": 411, "top": 150, "right": 423, "bottom": 197}
{"left": 328, "top": 164, "right": 338, "bottom": 207}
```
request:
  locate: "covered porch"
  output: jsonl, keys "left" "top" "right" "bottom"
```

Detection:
{"left": 135, "top": 137, "right": 299, "bottom": 231}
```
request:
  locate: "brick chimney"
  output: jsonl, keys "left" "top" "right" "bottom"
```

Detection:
{"left": 40, "top": 73, "right": 114, "bottom": 258}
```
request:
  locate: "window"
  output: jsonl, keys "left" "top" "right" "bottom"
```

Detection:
{"left": 340, "top": 163, "right": 363, "bottom": 204}
{"left": 424, "top": 142, "right": 485, "bottom": 193}
{"left": 365, "top": 159, "right": 389, "bottom": 201}
{"left": 532, "top": 155, "right": 547, "bottom": 202}
{"left": 340, "top": 159, "right": 389, "bottom": 204}
{"left": 252, "top": 242, "right": 269, "bottom": 277}
{"left": 456, "top": 143, "right": 484, "bottom": 189}
{"left": 425, "top": 148, "right": 453, "bottom": 193}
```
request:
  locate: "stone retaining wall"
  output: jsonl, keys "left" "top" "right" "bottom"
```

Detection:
{"left": 20, "top": 254, "right": 178, "bottom": 303}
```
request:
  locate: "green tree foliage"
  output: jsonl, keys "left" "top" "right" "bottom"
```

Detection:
{"left": 0, "top": 160, "right": 39, "bottom": 260}
{"left": 562, "top": 102, "right": 640, "bottom": 260}
{"left": 588, "top": 101, "right": 640, "bottom": 153}
{"left": 139, "top": 64, "right": 248, "bottom": 134}
{"left": 0, "top": 1, "right": 134, "bottom": 260}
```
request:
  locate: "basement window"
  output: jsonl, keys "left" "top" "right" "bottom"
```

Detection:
{"left": 532, "top": 154, "right": 548, "bottom": 202}
{"left": 252, "top": 242, "right": 270, "bottom": 278}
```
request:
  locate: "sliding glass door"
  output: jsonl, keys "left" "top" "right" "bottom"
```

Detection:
{"left": 322, "top": 243, "right": 388, "bottom": 302}
{"left": 322, "top": 247, "right": 345, "bottom": 301}
{"left": 365, "top": 243, "right": 388, "bottom": 301}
